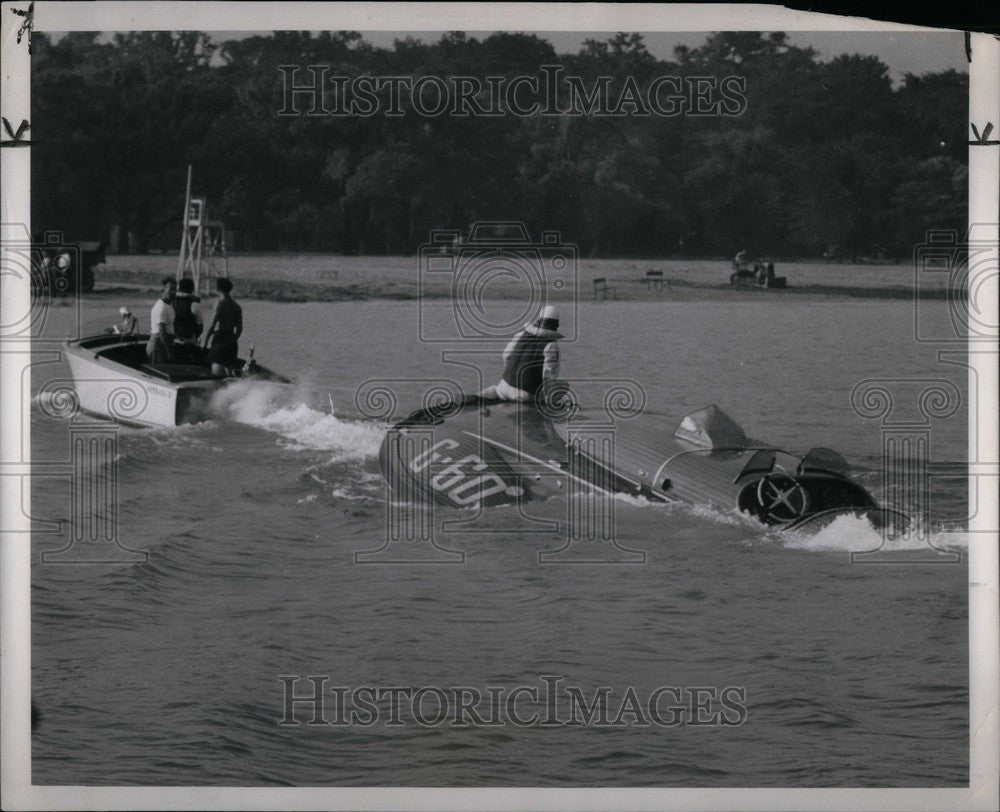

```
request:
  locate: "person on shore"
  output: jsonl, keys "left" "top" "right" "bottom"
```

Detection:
{"left": 146, "top": 277, "right": 176, "bottom": 364}
{"left": 204, "top": 277, "right": 243, "bottom": 376}
{"left": 480, "top": 305, "right": 562, "bottom": 403}
{"left": 172, "top": 277, "right": 203, "bottom": 362}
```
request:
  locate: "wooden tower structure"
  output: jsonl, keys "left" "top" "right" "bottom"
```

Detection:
{"left": 176, "top": 166, "right": 229, "bottom": 295}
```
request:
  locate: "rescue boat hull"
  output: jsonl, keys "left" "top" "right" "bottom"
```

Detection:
{"left": 63, "top": 333, "right": 291, "bottom": 428}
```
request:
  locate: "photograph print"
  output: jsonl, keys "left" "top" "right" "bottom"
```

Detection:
{"left": 2, "top": 3, "right": 997, "bottom": 811}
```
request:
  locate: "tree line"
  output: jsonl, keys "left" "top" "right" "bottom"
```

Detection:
{"left": 32, "top": 30, "right": 968, "bottom": 259}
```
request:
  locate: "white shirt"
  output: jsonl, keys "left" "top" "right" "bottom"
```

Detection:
{"left": 150, "top": 298, "right": 175, "bottom": 335}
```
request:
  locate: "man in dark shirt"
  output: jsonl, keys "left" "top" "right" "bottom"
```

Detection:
{"left": 480, "top": 305, "right": 562, "bottom": 402}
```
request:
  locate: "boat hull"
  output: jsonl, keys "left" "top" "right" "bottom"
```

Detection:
{"left": 66, "top": 342, "right": 218, "bottom": 427}
{"left": 63, "top": 334, "right": 289, "bottom": 428}
{"left": 379, "top": 399, "right": 902, "bottom": 531}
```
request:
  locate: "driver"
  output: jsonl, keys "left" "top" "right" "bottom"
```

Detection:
{"left": 480, "top": 305, "right": 562, "bottom": 402}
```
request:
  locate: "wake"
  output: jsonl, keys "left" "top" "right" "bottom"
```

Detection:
{"left": 782, "top": 512, "right": 967, "bottom": 555}
{"left": 207, "top": 380, "right": 384, "bottom": 462}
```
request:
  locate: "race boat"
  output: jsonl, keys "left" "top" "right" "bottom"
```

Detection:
{"left": 379, "top": 397, "right": 906, "bottom": 531}
{"left": 63, "top": 322, "right": 291, "bottom": 428}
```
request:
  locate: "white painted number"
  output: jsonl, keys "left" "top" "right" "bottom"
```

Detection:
{"left": 410, "top": 439, "right": 514, "bottom": 505}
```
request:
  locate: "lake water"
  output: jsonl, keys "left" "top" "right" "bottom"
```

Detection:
{"left": 30, "top": 294, "right": 969, "bottom": 786}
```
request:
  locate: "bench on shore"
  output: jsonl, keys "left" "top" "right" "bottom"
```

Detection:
{"left": 641, "top": 270, "right": 670, "bottom": 292}
{"left": 593, "top": 277, "right": 617, "bottom": 300}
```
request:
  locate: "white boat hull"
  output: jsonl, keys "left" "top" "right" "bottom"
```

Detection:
{"left": 61, "top": 333, "right": 297, "bottom": 428}
{"left": 64, "top": 341, "right": 220, "bottom": 427}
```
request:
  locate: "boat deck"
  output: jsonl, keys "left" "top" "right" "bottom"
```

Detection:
{"left": 77, "top": 334, "right": 278, "bottom": 385}
{"left": 90, "top": 339, "right": 224, "bottom": 383}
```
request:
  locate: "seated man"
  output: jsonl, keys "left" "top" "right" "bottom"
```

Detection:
{"left": 112, "top": 307, "right": 137, "bottom": 335}
{"left": 481, "top": 305, "right": 562, "bottom": 403}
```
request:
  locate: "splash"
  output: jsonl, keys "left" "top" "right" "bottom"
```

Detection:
{"left": 208, "top": 380, "right": 384, "bottom": 461}
{"left": 783, "top": 512, "right": 967, "bottom": 554}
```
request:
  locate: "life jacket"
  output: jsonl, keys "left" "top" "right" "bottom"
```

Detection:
{"left": 173, "top": 294, "right": 201, "bottom": 340}
{"left": 501, "top": 331, "right": 554, "bottom": 394}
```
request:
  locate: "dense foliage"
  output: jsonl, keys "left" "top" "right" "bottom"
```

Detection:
{"left": 32, "top": 31, "right": 968, "bottom": 259}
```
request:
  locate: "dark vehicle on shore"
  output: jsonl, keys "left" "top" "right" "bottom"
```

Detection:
{"left": 730, "top": 257, "right": 787, "bottom": 289}
{"left": 32, "top": 232, "right": 105, "bottom": 294}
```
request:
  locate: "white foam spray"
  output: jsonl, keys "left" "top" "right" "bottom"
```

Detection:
{"left": 208, "top": 380, "right": 383, "bottom": 461}
{"left": 783, "top": 512, "right": 967, "bottom": 554}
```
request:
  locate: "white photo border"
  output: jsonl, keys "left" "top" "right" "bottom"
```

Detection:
{"left": 2, "top": 3, "right": 997, "bottom": 810}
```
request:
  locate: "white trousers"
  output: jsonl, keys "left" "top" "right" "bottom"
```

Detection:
{"left": 481, "top": 379, "right": 531, "bottom": 402}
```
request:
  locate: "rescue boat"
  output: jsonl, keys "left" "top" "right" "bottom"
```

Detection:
{"left": 63, "top": 326, "right": 291, "bottom": 428}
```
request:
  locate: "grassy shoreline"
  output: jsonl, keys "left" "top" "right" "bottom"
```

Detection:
{"left": 88, "top": 254, "right": 960, "bottom": 303}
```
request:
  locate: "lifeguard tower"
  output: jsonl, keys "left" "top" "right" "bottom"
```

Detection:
{"left": 176, "top": 166, "right": 229, "bottom": 295}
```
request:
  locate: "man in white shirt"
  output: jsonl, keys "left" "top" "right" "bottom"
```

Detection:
{"left": 146, "top": 277, "right": 177, "bottom": 364}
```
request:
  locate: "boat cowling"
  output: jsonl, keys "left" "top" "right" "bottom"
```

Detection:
{"left": 735, "top": 468, "right": 880, "bottom": 527}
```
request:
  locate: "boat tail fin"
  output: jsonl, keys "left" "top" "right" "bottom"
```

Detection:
{"left": 797, "top": 447, "right": 850, "bottom": 478}
{"left": 673, "top": 404, "right": 747, "bottom": 450}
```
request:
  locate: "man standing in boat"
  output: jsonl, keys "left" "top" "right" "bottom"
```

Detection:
{"left": 481, "top": 305, "right": 562, "bottom": 402}
{"left": 172, "top": 276, "right": 203, "bottom": 361}
{"left": 204, "top": 277, "right": 243, "bottom": 376}
{"left": 146, "top": 277, "right": 177, "bottom": 364}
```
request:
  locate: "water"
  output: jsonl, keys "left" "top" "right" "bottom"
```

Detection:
{"left": 30, "top": 296, "right": 968, "bottom": 786}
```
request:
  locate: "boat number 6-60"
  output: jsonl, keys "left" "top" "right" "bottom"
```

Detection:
{"left": 410, "top": 439, "right": 515, "bottom": 506}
